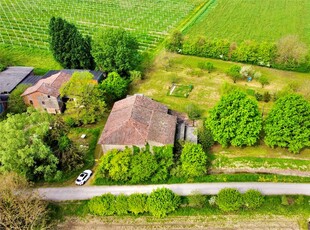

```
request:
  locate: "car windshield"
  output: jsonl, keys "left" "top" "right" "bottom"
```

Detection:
{"left": 79, "top": 173, "right": 85, "bottom": 178}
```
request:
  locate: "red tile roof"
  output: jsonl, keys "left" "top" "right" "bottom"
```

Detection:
{"left": 98, "top": 95, "right": 177, "bottom": 146}
{"left": 21, "top": 72, "right": 71, "bottom": 97}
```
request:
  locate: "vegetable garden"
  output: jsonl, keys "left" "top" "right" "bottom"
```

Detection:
{"left": 0, "top": 0, "right": 206, "bottom": 50}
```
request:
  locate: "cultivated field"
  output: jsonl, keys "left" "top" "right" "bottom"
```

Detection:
{"left": 0, "top": 0, "right": 206, "bottom": 50}
{"left": 185, "top": 0, "right": 310, "bottom": 44}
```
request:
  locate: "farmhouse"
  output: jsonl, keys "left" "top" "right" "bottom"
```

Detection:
{"left": 0, "top": 66, "right": 34, "bottom": 112}
{"left": 98, "top": 94, "right": 178, "bottom": 152}
{"left": 21, "top": 69, "right": 104, "bottom": 114}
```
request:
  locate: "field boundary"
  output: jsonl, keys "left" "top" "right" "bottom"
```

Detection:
{"left": 180, "top": 0, "right": 217, "bottom": 33}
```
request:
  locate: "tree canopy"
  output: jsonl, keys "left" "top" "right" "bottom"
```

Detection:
{"left": 49, "top": 17, "right": 95, "bottom": 69}
{"left": 7, "top": 84, "right": 30, "bottom": 114}
{"left": 100, "top": 72, "right": 129, "bottom": 103}
{"left": 180, "top": 143, "right": 207, "bottom": 178}
{"left": 92, "top": 28, "right": 141, "bottom": 75}
{"left": 60, "top": 71, "right": 106, "bottom": 125}
{"left": 264, "top": 94, "right": 310, "bottom": 153}
{"left": 0, "top": 109, "right": 58, "bottom": 181}
{"left": 207, "top": 90, "right": 262, "bottom": 147}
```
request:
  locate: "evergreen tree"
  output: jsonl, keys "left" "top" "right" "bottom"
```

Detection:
{"left": 49, "top": 17, "right": 95, "bottom": 69}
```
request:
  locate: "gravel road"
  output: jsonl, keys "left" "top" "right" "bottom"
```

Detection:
{"left": 37, "top": 182, "right": 310, "bottom": 201}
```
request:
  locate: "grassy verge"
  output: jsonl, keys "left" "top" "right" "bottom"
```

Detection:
{"left": 93, "top": 173, "right": 310, "bottom": 186}
{"left": 212, "top": 155, "right": 310, "bottom": 171}
{"left": 0, "top": 45, "right": 61, "bottom": 75}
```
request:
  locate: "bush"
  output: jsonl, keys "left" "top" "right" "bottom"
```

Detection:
{"left": 198, "top": 62, "right": 214, "bottom": 73}
{"left": 281, "top": 195, "right": 289, "bottom": 206}
{"left": 88, "top": 194, "right": 115, "bottom": 216}
{"left": 216, "top": 188, "right": 243, "bottom": 212}
{"left": 263, "top": 91, "right": 271, "bottom": 102}
{"left": 115, "top": 194, "right": 129, "bottom": 215}
{"left": 198, "top": 125, "right": 214, "bottom": 152}
{"left": 147, "top": 188, "right": 181, "bottom": 217}
{"left": 226, "top": 65, "right": 242, "bottom": 83}
{"left": 255, "top": 92, "right": 263, "bottom": 101}
{"left": 128, "top": 193, "right": 148, "bottom": 215}
{"left": 243, "top": 189, "right": 264, "bottom": 209}
{"left": 188, "top": 190, "right": 206, "bottom": 208}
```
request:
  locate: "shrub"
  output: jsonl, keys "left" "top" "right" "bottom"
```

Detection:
{"left": 180, "top": 143, "right": 207, "bottom": 178}
{"left": 188, "top": 190, "right": 206, "bottom": 208}
{"left": 295, "top": 195, "right": 304, "bottom": 205}
{"left": 216, "top": 188, "right": 243, "bottom": 212}
{"left": 255, "top": 92, "right": 263, "bottom": 101}
{"left": 198, "top": 125, "right": 214, "bottom": 152}
{"left": 257, "top": 76, "right": 270, "bottom": 88}
{"left": 128, "top": 193, "right": 148, "bottom": 215}
{"left": 208, "top": 196, "right": 217, "bottom": 206}
{"left": 243, "top": 189, "right": 264, "bottom": 209}
{"left": 115, "top": 194, "right": 129, "bottom": 215}
{"left": 88, "top": 194, "right": 115, "bottom": 216}
{"left": 198, "top": 62, "right": 214, "bottom": 73}
{"left": 147, "top": 188, "right": 181, "bottom": 217}
{"left": 263, "top": 91, "right": 271, "bottom": 102}
{"left": 281, "top": 195, "right": 289, "bottom": 206}
{"left": 226, "top": 65, "right": 242, "bottom": 83}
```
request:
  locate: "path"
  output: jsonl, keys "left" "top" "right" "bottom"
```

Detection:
{"left": 37, "top": 182, "right": 310, "bottom": 201}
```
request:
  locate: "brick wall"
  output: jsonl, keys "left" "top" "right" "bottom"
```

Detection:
{"left": 23, "top": 92, "right": 61, "bottom": 114}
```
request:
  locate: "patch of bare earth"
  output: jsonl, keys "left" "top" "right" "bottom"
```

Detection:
{"left": 57, "top": 215, "right": 300, "bottom": 230}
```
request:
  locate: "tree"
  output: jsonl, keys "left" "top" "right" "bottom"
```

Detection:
{"left": 0, "top": 109, "right": 59, "bottom": 181}
{"left": 257, "top": 75, "right": 270, "bottom": 88}
{"left": 240, "top": 65, "right": 255, "bottom": 79}
{"left": 49, "top": 17, "right": 94, "bottom": 69}
{"left": 100, "top": 72, "right": 129, "bottom": 103}
{"left": 147, "top": 188, "right": 180, "bottom": 217}
{"left": 198, "top": 125, "right": 214, "bottom": 152}
{"left": 108, "top": 149, "right": 132, "bottom": 182}
{"left": 180, "top": 143, "right": 207, "bottom": 178}
{"left": 7, "top": 84, "right": 30, "bottom": 114}
{"left": 0, "top": 172, "right": 50, "bottom": 229}
{"left": 128, "top": 193, "right": 148, "bottom": 215}
{"left": 130, "top": 150, "right": 158, "bottom": 183}
{"left": 243, "top": 189, "right": 264, "bottom": 209}
{"left": 92, "top": 28, "right": 141, "bottom": 75}
{"left": 264, "top": 94, "right": 310, "bottom": 153}
{"left": 151, "top": 145, "right": 174, "bottom": 183}
{"left": 276, "top": 35, "right": 308, "bottom": 67}
{"left": 60, "top": 71, "right": 106, "bottom": 125}
{"left": 207, "top": 90, "right": 262, "bottom": 147}
{"left": 216, "top": 188, "right": 243, "bottom": 212}
{"left": 226, "top": 65, "right": 242, "bottom": 83}
{"left": 166, "top": 30, "right": 183, "bottom": 53}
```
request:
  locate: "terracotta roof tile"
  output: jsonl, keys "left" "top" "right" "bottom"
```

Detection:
{"left": 98, "top": 95, "right": 177, "bottom": 146}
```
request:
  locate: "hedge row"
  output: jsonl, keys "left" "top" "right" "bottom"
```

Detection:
{"left": 167, "top": 33, "right": 310, "bottom": 72}
{"left": 88, "top": 188, "right": 180, "bottom": 217}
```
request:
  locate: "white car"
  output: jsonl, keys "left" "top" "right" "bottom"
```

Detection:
{"left": 75, "top": 170, "right": 92, "bottom": 185}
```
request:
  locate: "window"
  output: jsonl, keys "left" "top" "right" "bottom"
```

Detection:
{"left": 29, "top": 100, "right": 33, "bottom": 105}
{"left": 42, "top": 101, "right": 45, "bottom": 105}
{"left": 47, "top": 95, "right": 50, "bottom": 98}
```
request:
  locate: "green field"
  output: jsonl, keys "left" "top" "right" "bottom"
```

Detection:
{"left": 0, "top": 0, "right": 206, "bottom": 50}
{"left": 185, "top": 0, "right": 310, "bottom": 44}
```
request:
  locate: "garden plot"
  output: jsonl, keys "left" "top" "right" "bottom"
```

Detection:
{"left": 0, "top": 0, "right": 206, "bottom": 49}
{"left": 169, "top": 84, "right": 193, "bottom": 98}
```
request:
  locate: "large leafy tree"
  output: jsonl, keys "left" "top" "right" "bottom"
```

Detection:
{"left": 60, "top": 71, "right": 106, "bottom": 125}
{"left": 49, "top": 17, "right": 95, "bottom": 69}
{"left": 180, "top": 143, "right": 207, "bottom": 178}
{"left": 92, "top": 28, "right": 141, "bottom": 75}
{"left": 207, "top": 90, "right": 262, "bottom": 147}
{"left": 0, "top": 109, "right": 59, "bottom": 181}
{"left": 100, "top": 72, "right": 129, "bottom": 103}
{"left": 264, "top": 94, "right": 310, "bottom": 153}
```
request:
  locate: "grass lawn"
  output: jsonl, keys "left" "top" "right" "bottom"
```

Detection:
{"left": 0, "top": 45, "right": 61, "bottom": 75}
{"left": 185, "top": 0, "right": 310, "bottom": 45}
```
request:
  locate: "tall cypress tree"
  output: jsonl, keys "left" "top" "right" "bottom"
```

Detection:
{"left": 49, "top": 17, "right": 95, "bottom": 69}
